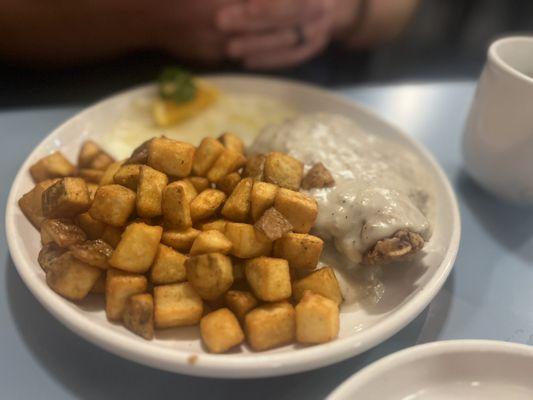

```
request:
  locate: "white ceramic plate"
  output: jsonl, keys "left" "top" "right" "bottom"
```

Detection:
{"left": 328, "top": 340, "right": 533, "bottom": 399}
{"left": 5, "top": 75, "right": 460, "bottom": 378}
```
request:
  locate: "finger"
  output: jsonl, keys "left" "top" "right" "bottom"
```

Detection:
{"left": 216, "top": 0, "right": 326, "bottom": 33}
{"left": 226, "top": 28, "right": 299, "bottom": 58}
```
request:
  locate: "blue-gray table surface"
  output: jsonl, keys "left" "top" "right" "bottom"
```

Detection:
{"left": 3, "top": 80, "right": 533, "bottom": 400}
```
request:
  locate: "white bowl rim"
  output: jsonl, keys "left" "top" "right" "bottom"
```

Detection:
{"left": 327, "top": 339, "right": 533, "bottom": 399}
{"left": 5, "top": 74, "right": 461, "bottom": 378}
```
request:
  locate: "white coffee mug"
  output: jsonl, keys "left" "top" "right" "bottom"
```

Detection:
{"left": 463, "top": 36, "right": 533, "bottom": 203}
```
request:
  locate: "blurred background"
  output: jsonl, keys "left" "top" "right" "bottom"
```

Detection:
{"left": 1, "top": 0, "right": 532, "bottom": 108}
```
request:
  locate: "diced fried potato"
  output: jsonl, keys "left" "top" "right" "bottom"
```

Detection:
{"left": 89, "top": 184, "right": 136, "bottom": 227}
{"left": 185, "top": 253, "right": 233, "bottom": 300}
{"left": 78, "top": 168, "right": 104, "bottom": 184}
{"left": 101, "top": 225, "right": 123, "bottom": 248}
{"left": 90, "top": 152, "right": 114, "bottom": 171}
{"left": 189, "top": 230, "right": 232, "bottom": 255}
{"left": 197, "top": 219, "right": 228, "bottom": 233}
{"left": 150, "top": 244, "right": 187, "bottom": 284}
{"left": 190, "top": 189, "right": 226, "bottom": 221}
{"left": 254, "top": 207, "right": 292, "bottom": 241}
{"left": 245, "top": 256, "right": 291, "bottom": 301}
{"left": 218, "top": 132, "right": 244, "bottom": 154}
{"left": 154, "top": 282, "right": 203, "bottom": 328}
{"left": 263, "top": 152, "right": 303, "bottom": 191}
{"left": 162, "top": 181, "right": 192, "bottom": 229}
{"left": 274, "top": 188, "right": 317, "bottom": 233}
{"left": 192, "top": 137, "right": 225, "bottom": 176}
{"left": 273, "top": 233, "right": 323, "bottom": 270}
{"left": 18, "top": 179, "right": 59, "bottom": 228}
{"left": 224, "top": 290, "right": 257, "bottom": 321}
{"left": 188, "top": 176, "right": 210, "bottom": 193}
{"left": 216, "top": 172, "right": 241, "bottom": 195}
{"left": 106, "top": 268, "right": 148, "bottom": 320}
{"left": 173, "top": 179, "right": 198, "bottom": 203}
{"left": 42, "top": 177, "right": 90, "bottom": 218}
{"left": 46, "top": 252, "right": 102, "bottom": 300}
{"left": 109, "top": 222, "right": 163, "bottom": 273}
{"left": 206, "top": 149, "right": 246, "bottom": 183}
{"left": 244, "top": 302, "right": 295, "bottom": 351}
{"left": 221, "top": 177, "right": 252, "bottom": 222}
{"left": 292, "top": 267, "right": 343, "bottom": 305}
{"left": 78, "top": 140, "right": 102, "bottom": 168}
{"left": 87, "top": 183, "right": 98, "bottom": 202}
{"left": 137, "top": 165, "right": 168, "bottom": 218}
{"left": 41, "top": 218, "right": 86, "bottom": 247}
{"left": 30, "top": 151, "right": 76, "bottom": 183}
{"left": 301, "top": 162, "right": 335, "bottom": 190}
{"left": 296, "top": 291, "right": 339, "bottom": 344}
{"left": 38, "top": 243, "right": 66, "bottom": 271}
{"left": 99, "top": 160, "right": 124, "bottom": 186}
{"left": 75, "top": 212, "right": 106, "bottom": 239}
{"left": 244, "top": 154, "right": 265, "bottom": 181}
{"left": 250, "top": 181, "right": 278, "bottom": 221}
{"left": 200, "top": 308, "right": 244, "bottom": 353}
{"left": 90, "top": 272, "right": 106, "bottom": 294}
{"left": 69, "top": 239, "right": 113, "bottom": 269}
{"left": 113, "top": 164, "right": 141, "bottom": 190}
{"left": 147, "top": 137, "right": 195, "bottom": 178}
{"left": 161, "top": 227, "right": 200, "bottom": 252}
{"left": 225, "top": 222, "right": 272, "bottom": 258}
{"left": 123, "top": 293, "right": 154, "bottom": 340}
{"left": 125, "top": 139, "right": 151, "bottom": 165}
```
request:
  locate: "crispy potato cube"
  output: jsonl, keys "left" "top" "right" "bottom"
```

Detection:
{"left": 292, "top": 267, "right": 343, "bottom": 305}
{"left": 250, "top": 181, "right": 278, "bottom": 221}
{"left": 185, "top": 253, "right": 233, "bottom": 300}
{"left": 38, "top": 243, "right": 66, "bottom": 271}
{"left": 78, "top": 168, "right": 104, "bottom": 184}
{"left": 18, "top": 179, "right": 59, "bottom": 228}
{"left": 200, "top": 308, "right": 244, "bottom": 353}
{"left": 78, "top": 140, "right": 102, "bottom": 168}
{"left": 274, "top": 188, "right": 317, "bottom": 233}
{"left": 106, "top": 268, "right": 148, "bottom": 320}
{"left": 206, "top": 149, "right": 246, "bottom": 183}
{"left": 224, "top": 290, "right": 257, "bottom": 321}
{"left": 221, "top": 177, "right": 252, "bottom": 222}
{"left": 218, "top": 132, "right": 244, "bottom": 153}
{"left": 216, "top": 172, "right": 241, "bottom": 195}
{"left": 245, "top": 257, "right": 291, "bottom": 302}
{"left": 99, "top": 160, "right": 124, "bottom": 186}
{"left": 192, "top": 137, "right": 225, "bottom": 176}
{"left": 113, "top": 164, "right": 141, "bottom": 190}
{"left": 150, "top": 244, "right": 187, "bottom": 284}
{"left": 162, "top": 181, "right": 192, "bottom": 229}
{"left": 90, "top": 152, "right": 114, "bottom": 171}
{"left": 188, "top": 176, "right": 210, "bottom": 192}
{"left": 174, "top": 179, "right": 198, "bottom": 203}
{"left": 263, "top": 152, "right": 303, "bottom": 191}
{"left": 225, "top": 222, "right": 272, "bottom": 258}
{"left": 197, "top": 219, "right": 227, "bottom": 233}
{"left": 273, "top": 233, "right": 323, "bottom": 270}
{"left": 90, "top": 272, "right": 106, "bottom": 294}
{"left": 245, "top": 302, "right": 295, "bottom": 351}
{"left": 301, "top": 162, "right": 335, "bottom": 189}
{"left": 41, "top": 218, "right": 86, "bottom": 247}
{"left": 42, "top": 177, "right": 90, "bottom": 218}
{"left": 30, "top": 151, "right": 76, "bottom": 183}
{"left": 296, "top": 291, "right": 339, "bottom": 344}
{"left": 109, "top": 222, "right": 162, "bottom": 273}
{"left": 254, "top": 207, "right": 292, "bottom": 241}
{"left": 101, "top": 225, "right": 123, "bottom": 248}
{"left": 244, "top": 154, "right": 266, "bottom": 181}
{"left": 154, "top": 282, "right": 203, "bottom": 328}
{"left": 161, "top": 227, "right": 200, "bottom": 252}
{"left": 147, "top": 137, "right": 195, "bottom": 178}
{"left": 89, "top": 184, "right": 136, "bottom": 227}
{"left": 46, "top": 252, "right": 101, "bottom": 300}
{"left": 123, "top": 293, "right": 154, "bottom": 340}
{"left": 190, "top": 230, "right": 232, "bottom": 255}
{"left": 137, "top": 165, "right": 168, "bottom": 218}
{"left": 69, "top": 239, "right": 113, "bottom": 269}
{"left": 87, "top": 183, "right": 98, "bottom": 202}
{"left": 190, "top": 189, "right": 226, "bottom": 221}
{"left": 76, "top": 212, "right": 105, "bottom": 239}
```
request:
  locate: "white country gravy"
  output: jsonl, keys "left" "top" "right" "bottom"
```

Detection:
{"left": 250, "top": 113, "right": 433, "bottom": 264}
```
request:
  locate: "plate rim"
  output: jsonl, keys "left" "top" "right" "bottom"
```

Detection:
{"left": 5, "top": 74, "right": 461, "bottom": 378}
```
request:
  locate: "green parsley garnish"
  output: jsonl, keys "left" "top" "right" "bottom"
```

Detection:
{"left": 158, "top": 67, "right": 197, "bottom": 104}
